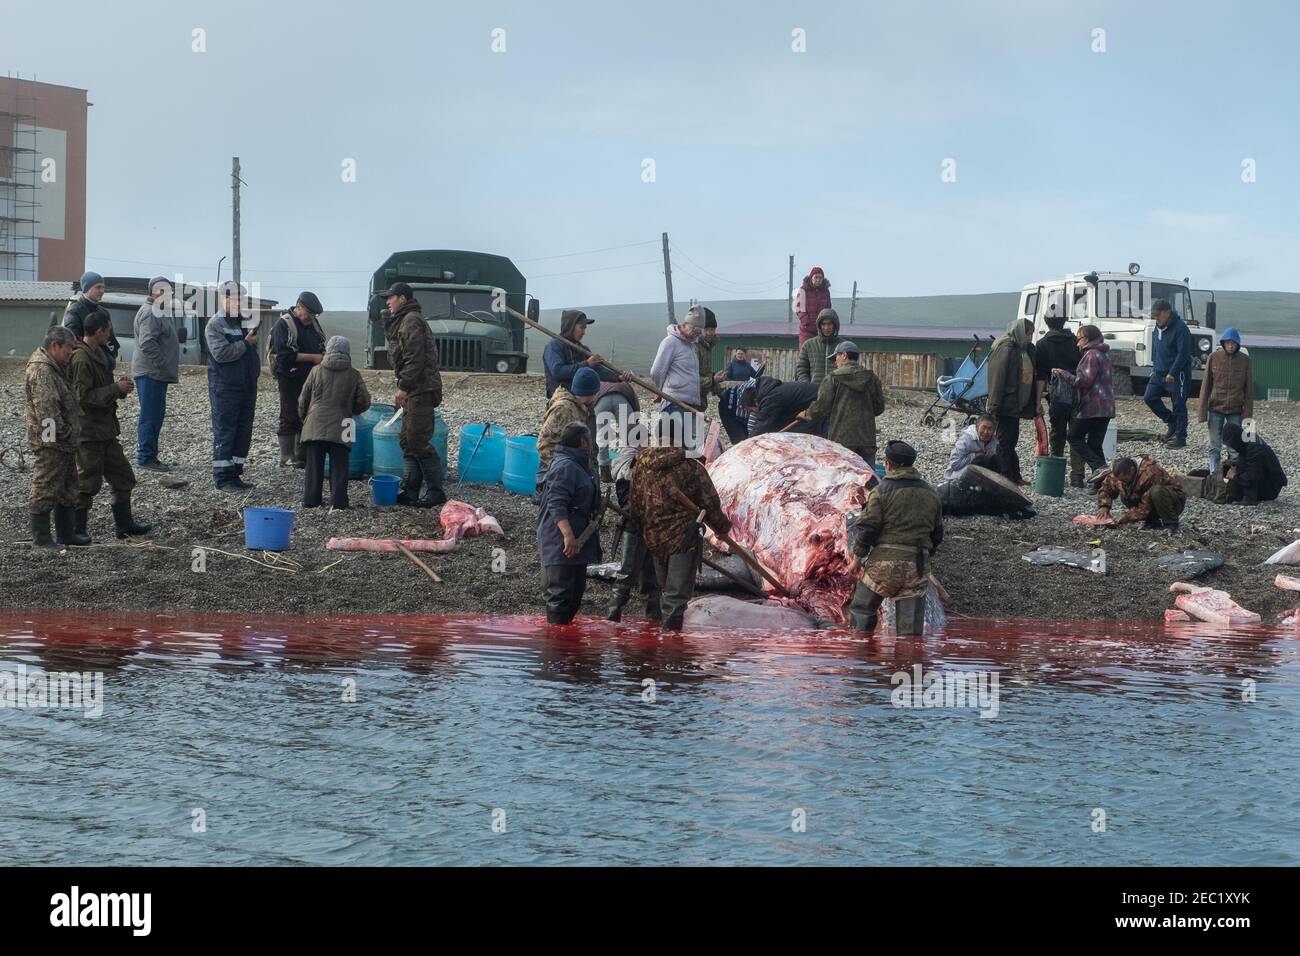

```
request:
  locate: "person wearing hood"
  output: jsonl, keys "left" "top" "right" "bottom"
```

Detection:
{"left": 1143, "top": 299, "right": 1191, "bottom": 448}
{"left": 797, "top": 340, "right": 886, "bottom": 463}
{"left": 543, "top": 309, "right": 623, "bottom": 399}
{"left": 985, "top": 317, "right": 1037, "bottom": 484}
{"left": 537, "top": 422, "right": 603, "bottom": 625}
{"left": 1033, "top": 310, "right": 1083, "bottom": 486}
{"left": 943, "top": 415, "right": 1000, "bottom": 481}
{"left": 537, "top": 366, "right": 601, "bottom": 484}
{"left": 628, "top": 417, "right": 732, "bottom": 630}
{"left": 846, "top": 441, "right": 943, "bottom": 636}
{"left": 62, "top": 271, "right": 120, "bottom": 369}
{"left": 1197, "top": 327, "right": 1254, "bottom": 474}
{"left": 205, "top": 282, "right": 261, "bottom": 492}
{"left": 1096, "top": 456, "right": 1185, "bottom": 529}
{"left": 718, "top": 347, "right": 757, "bottom": 445}
{"left": 794, "top": 308, "right": 844, "bottom": 385}
{"left": 742, "top": 376, "right": 820, "bottom": 437}
{"left": 131, "top": 276, "right": 180, "bottom": 472}
{"left": 794, "top": 267, "right": 831, "bottom": 347}
{"left": 1052, "top": 324, "right": 1115, "bottom": 481}
{"left": 380, "top": 282, "right": 445, "bottom": 508}
{"left": 69, "top": 311, "right": 151, "bottom": 543}
{"left": 649, "top": 309, "right": 705, "bottom": 450}
{"left": 24, "top": 327, "right": 82, "bottom": 548}
{"left": 1222, "top": 422, "right": 1286, "bottom": 506}
{"left": 298, "top": 336, "right": 371, "bottom": 509}
{"left": 270, "top": 291, "right": 327, "bottom": 469}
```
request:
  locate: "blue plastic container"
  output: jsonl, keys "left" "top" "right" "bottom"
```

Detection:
{"left": 323, "top": 414, "right": 375, "bottom": 479}
{"left": 370, "top": 474, "right": 400, "bottom": 506}
{"left": 244, "top": 507, "right": 294, "bottom": 551}
{"left": 503, "top": 435, "right": 540, "bottom": 494}
{"left": 874, "top": 464, "right": 886, "bottom": 478}
{"left": 372, "top": 407, "right": 447, "bottom": 477}
{"left": 457, "top": 424, "right": 506, "bottom": 484}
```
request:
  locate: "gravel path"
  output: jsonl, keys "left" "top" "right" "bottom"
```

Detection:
{"left": 1, "top": 355, "right": 1297, "bottom": 622}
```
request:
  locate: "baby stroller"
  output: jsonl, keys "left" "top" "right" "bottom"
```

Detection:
{"left": 921, "top": 335, "right": 994, "bottom": 427}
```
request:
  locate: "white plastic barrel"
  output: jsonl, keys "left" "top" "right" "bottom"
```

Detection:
{"left": 1102, "top": 420, "right": 1118, "bottom": 460}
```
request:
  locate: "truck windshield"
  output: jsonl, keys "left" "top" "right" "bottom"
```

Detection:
{"left": 413, "top": 291, "right": 452, "bottom": 320}
{"left": 1096, "top": 281, "right": 1192, "bottom": 322}
{"left": 453, "top": 291, "right": 508, "bottom": 325}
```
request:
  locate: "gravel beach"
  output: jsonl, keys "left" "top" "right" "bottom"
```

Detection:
{"left": 1, "top": 354, "right": 1297, "bottom": 623}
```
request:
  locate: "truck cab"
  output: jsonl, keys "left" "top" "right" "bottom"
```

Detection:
{"left": 366, "top": 250, "right": 534, "bottom": 373}
{"left": 1020, "top": 268, "right": 1218, "bottom": 395}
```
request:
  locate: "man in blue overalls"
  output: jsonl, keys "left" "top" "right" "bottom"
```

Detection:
{"left": 205, "top": 283, "right": 261, "bottom": 491}
{"left": 1143, "top": 299, "right": 1191, "bottom": 450}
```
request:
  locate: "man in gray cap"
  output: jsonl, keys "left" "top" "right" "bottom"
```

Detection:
{"left": 270, "top": 291, "right": 327, "bottom": 467}
{"left": 798, "top": 340, "right": 886, "bottom": 464}
{"left": 131, "top": 276, "right": 181, "bottom": 471}
{"left": 62, "top": 271, "right": 119, "bottom": 368}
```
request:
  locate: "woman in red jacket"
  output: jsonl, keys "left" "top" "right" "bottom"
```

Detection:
{"left": 795, "top": 267, "right": 831, "bottom": 346}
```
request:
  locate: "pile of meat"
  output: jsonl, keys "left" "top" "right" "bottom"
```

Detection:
{"left": 707, "top": 433, "right": 877, "bottom": 623}
{"left": 325, "top": 500, "right": 503, "bottom": 553}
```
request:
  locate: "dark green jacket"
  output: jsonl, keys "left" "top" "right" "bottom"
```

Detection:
{"left": 986, "top": 317, "right": 1037, "bottom": 419}
{"left": 69, "top": 340, "right": 123, "bottom": 442}
{"left": 794, "top": 309, "right": 842, "bottom": 384}
{"left": 852, "top": 466, "right": 944, "bottom": 561}
{"left": 803, "top": 362, "right": 885, "bottom": 455}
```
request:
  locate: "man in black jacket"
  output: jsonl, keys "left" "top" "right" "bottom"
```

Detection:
{"left": 1222, "top": 422, "right": 1288, "bottom": 505}
{"left": 270, "top": 291, "right": 327, "bottom": 468}
{"left": 742, "top": 376, "right": 820, "bottom": 437}
{"left": 1034, "top": 313, "right": 1084, "bottom": 486}
{"left": 62, "top": 272, "right": 120, "bottom": 369}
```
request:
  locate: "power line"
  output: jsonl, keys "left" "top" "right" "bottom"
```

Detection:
{"left": 89, "top": 254, "right": 371, "bottom": 274}
{"left": 528, "top": 259, "right": 661, "bottom": 280}
{"left": 668, "top": 241, "right": 786, "bottom": 287}
{"left": 670, "top": 260, "right": 789, "bottom": 297}
{"left": 515, "top": 239, "right": 658, "bottom": 263}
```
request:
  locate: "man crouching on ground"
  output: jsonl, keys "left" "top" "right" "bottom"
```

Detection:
{"left": 847, "top": 440, "right": 943, "bottom": 636}
{"left": 629, "top": 416, "right": 731, "bottom": 631}
{"left": 1096, "top": 456, "right": 1186, "bottom": 530}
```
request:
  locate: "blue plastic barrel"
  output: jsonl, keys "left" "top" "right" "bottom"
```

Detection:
{"left": 457, "top": 424, "right": 506, "bottom": 484}
{"left": 244, "top": 507, "right": 294, "bottom": 551}
{"left": 503, "top": 435, "right": 540, "bottom": 494}
{"left": 370, "top": 474, "right": 400, "bottom": 506}
{"left": 373, "top": 406, "right": 447, "bottom": 477}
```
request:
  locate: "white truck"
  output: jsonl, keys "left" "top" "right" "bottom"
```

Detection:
{"left": 1019, "top": 265, "right": 1218, "bottom": 396}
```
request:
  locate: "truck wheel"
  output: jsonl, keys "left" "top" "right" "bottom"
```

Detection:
{"left": 1112, "top": 367, "right": 1134, "bottom": 398}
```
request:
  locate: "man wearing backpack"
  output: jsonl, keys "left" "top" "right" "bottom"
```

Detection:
{"left": 1034, "top": 312, "right": 1083, "bottom": 486}
{"left": 269, "top": 291, "right": 327, "bottom": 468}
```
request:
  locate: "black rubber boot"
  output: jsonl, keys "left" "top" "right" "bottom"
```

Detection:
{"left": 55, "top": 505, "right": 91, "bottom": 546}
{"left": 278, "top": 434, "right": 295, "bottom": 467}
{"left": 600, "top": 462, "right": 612, "bottom": 483}
{"left": 292, "top": 434, "right": 307, "bottom": 470}
{"left": 894, "top": 596, "right": 926, "bottom": 636}
{"left": 397, "top": 458, "right": 422, "bottom": 506}
{"left": 416, "top": 455, "right": 447, "bottom": 508}
{"left": 606, "top": 586, "right": 631, "bottom": 622}
{"left": 30, "top": 511, "right": 55, "bottom": 549}
{"left": 74, "top": 507, "right": 89, "bottom": 540}
{"left": 112, "top": 501, "right": 152, "bottom": 539}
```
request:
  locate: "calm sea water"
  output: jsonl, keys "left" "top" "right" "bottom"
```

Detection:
{"left": 1, "top": 610, "right": 1297, "bottom": 866}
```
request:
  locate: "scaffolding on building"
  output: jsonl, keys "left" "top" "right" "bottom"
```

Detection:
{"left": 0, "top": 74, "right": 40, "bottom": 281}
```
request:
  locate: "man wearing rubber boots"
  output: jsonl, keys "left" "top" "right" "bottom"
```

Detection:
{"left": 270, "top": 291, "right": 327, "bottom": 468}
{"left": 69, "top": 312, "right": 151, "bottom": 542}
{"left": 25, "top": 327, "right": 83, "bottom": 548}
{"left": 381, "top": 282, "right": 445, "bottom": 508}
{"left": 629, "top": 416, "right": 731, "bottom": 631}
{"left": 847, "top": 440, "right": 943, "bottom": 636}
{"left": 537, "top": 423, "right": 603, "bottom": 624}
{"left": 605, "top": 430, "right": 661, "bottom": 622}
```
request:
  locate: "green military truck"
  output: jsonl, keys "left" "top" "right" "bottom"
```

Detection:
{"left": 366, "top": 250, "right": 536, "bottom": 373}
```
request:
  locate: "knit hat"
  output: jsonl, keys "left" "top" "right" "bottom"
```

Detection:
{"left": 297, "top": 291, "right": 324, "bottom": 315}
{"left": 1220, "top": 327, "right": 1241, "bottom": 345}
{"left": 148, "top": 276, "right": 170, "bottom": 296}
{"left": 80, "top": 271, "right": 104, "bottom": 293}
{"left": 681, "top": 309, "right": 705, "bottom": 329}
{"left": 884, "top": 440, "right": 917, "bottom": 467}
{"left": 685, "top": 305, "right": 716, "bottom": 329}
{"left": 809, "top": 266, "right": 824, "bottom": 277}
{"left": 571, "top": 367, "right": 600, "bottom": 397}
{"left": 325, "top": 335, "right": 350, "bottom": 355}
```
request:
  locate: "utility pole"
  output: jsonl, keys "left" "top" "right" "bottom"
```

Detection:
{"left": 787, "top": 255, "right": 795, "bottom": 323}
{"left": 662, "top": 231, "right": 675, "bottom": 324}
{"left": 231, "top": 157, "right": 242, "bottom": 290}
{"left": 850, "top": 280, "right": 858, "bottom": 325}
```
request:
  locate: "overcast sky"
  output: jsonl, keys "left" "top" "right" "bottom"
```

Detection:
{"left": 5, "top": 0, "right": 1297, "bottom": 309}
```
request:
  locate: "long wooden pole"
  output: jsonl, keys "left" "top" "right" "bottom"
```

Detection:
{"left": 669, "top": 487, "right": 789, "bottom": 597}
{"left": 506, "top": 306, "right": 706, "bottom": 415}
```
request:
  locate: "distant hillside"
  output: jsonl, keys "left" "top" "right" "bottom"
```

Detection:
{"left": 300, "top": 288, "right": 1300, "bottom": 377}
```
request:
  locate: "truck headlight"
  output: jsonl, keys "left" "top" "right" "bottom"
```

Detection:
{"left": 496, "top": 359, "right": 510, "bottom": 373}
{"left": 1198, "top": 337, "right": 1212, "bottom": 353}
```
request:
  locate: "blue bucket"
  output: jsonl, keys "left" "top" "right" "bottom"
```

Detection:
{"left": 244, "top": 507, "right": 294, "bottom": 551}
{"left": 370, "top": 474, "right": 400, "bottom": 506}
{"left": 874, "top": 464, "right": 886, "bottom": 478}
